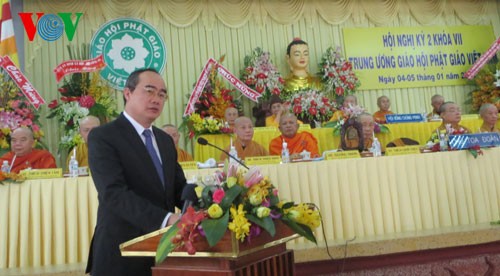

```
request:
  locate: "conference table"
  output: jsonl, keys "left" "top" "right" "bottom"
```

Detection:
{"left": 2, "top": 146, "right": 500, "bottom": 270}
{"left": 193, "top": 116, "right": 493, "bottom": 161}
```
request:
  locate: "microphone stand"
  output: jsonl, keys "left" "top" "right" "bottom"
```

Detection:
{"left": 197, "top": 138, "right": 250, "bottom": 169}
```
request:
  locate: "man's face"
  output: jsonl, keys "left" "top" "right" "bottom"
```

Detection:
{"left": 482, "top": 106, "right": 498, "bottom": 126}
{"left": 343, "top": 96, "right": 357, "bottom": 108}
{"left": 163, "top": 127, "right": 180, "bottom": 145}
{"left": 378, "top": 97, "right": 390, "bottom": 111}
{"left": 432, "top": 97, "right": 444, "bottom": 112}
{"left": 441, "top": 103, "right": 461, "bottom": 124}
{"left": 279, "top": 116, "right": 299, "bottom": 138}
{"left": 271, "top": 103, "right": 282, "bottom": 116}
{"left": 79, "top": 120, "right": 100, "bottom": 143}
{"left": 234, "top": 119, "right": 254, "bottom": 143}
{"left": 359, "top": 115, "right": 374, "bottom": 140}
{"left": 124, "top": 71, "right": 167, "bottom": 127}
{"left": 11, "top": 129, "right": 35, "bottom": 157}
{"left": 287, "top": 44, "right": 309, "bottom": 72}
{"left": 225, "top": 108, "right": 238, "bottom": 126}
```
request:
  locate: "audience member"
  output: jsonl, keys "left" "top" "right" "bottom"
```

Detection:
{"left": 66, "top": 115, "right": 100, "bottom": 168}
{"left": 265, "top": 95, "right": 284, "bottom": 127}
{"left": 0, "top": 127, "right": 57, "bottom": 173}
{"left": 162, "top": 124, "right": 194, "bottom": 162}
{"left": 220, "top": 117, "right": 267, "bottom": 161}
{"left": 431, "top": 101, "right": 471, "bottom": 137}
{"left": 373, "top": 95, "right": 393, "bottom": 124}
{"left": 427, "top": 94, "right": 445, "bottom": 120}
{"left": 224, "top": 107, "right": 239, "bottom": 128}
{"left": 329, "top": 95, "right": 358, "bottom": 122}
{"left": 478, "top": 103, "right": 500, "bottom": 133}
{"left": 269, "top": 113, "right": 319, "bottom": 159}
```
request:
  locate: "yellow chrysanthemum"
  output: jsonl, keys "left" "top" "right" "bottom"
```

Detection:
{"left": 228, "top": 204, "right": 251, "bottom": 241}
{"left": 286, "top": 203, "right": 321, "bottom": 229}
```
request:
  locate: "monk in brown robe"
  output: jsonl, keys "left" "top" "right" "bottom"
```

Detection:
{"left": 220, "top": 117, "right": 267, "bottom": 161}
{"left": 373, "top": 95, "right": 394, "bottom": 124}
{"left": 427, "top": 94, "right": 444, "bottom": 121}
{"left": 478, "top": 103, "right": 500, "bottom": 133}
{"left": 429, "top": 102, "right": 471, "bottom": 141}
{"left": 162, "top": 124, "right": 193, "bottom": 162}
{"left": 269, "top": 114, "right": 319, "bottom": 159}
{"left": 0, "top": 127, "right": 57, "bottom": 173}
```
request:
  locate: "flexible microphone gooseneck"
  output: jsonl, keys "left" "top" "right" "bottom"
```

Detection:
{"left": 180, "top": 184, "right": 198, "bottom": 214}
{"left": 197, "top": 137, "right": 249, "bottom": 169}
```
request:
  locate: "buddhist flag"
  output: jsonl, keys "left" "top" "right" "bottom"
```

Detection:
{"left": 0, "top": 0, "right": 18, "bottom": 67}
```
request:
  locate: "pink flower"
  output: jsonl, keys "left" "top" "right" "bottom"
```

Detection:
{"left": 79, "top": 95, "right": 95, "bottom": 108}
{"left": 10, "top": 100, "right": 20, "bottom": 109}
{"left": 31, "top": 124, "right": 40, "bottom": 132}
{"left": 212, "top": 189, "right": 225, "bottom": 204}
{"left": 244, "top": 167, "right": 264, "bottom": 187}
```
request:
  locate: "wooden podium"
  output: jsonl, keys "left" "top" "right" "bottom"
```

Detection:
{"left": 120, "top": 221, "right": 299, "bottom": 275}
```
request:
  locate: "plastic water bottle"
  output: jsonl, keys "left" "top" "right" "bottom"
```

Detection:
{"left": 281, "top": 142, "right": 290, "bottom": 163}
{"left": 1, "top": 160, "right": 10, "bottom": 173}
{"left": 439, "top": 134, "right": 448, "bottom": 152}
{"left": 69, "top": 156, "right": 79, "bottom": 177}
{"left": 228, "top": 145, "right": 239, "bottom": 166}
{"left": 371, "top": 137, "right": 382, "bottom": 157}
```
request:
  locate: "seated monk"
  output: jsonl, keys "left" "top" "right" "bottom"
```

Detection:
{"left": 224, "top": 107, "right": 239, "bottom": 129}
{"left": 0, "top": 127, "right": 57, "bottom": 173}
{"left": 265, "top": 95, "right": 303, "bottom": 127}
{"left": 66, "top": 115, "right": 100, "bottom": 169}
{"left": 329, "top": 95, "right": 358, "bottom": 122}
{"left": 342, "top": 113, "right": 380, "bottom": 152}
{"left": 162, "top": 124, "right": 194, "bottom": 162}
{"left": 427, "top": 94, "right": 444, "bottom": 121}
{"left": 269, "top": 113, "right": 319, "bottom": 159}
{"left": 478, "top": 103, "right": 500, "bottom": 133}
{"left": 428, "top": 102, "right": 471, "bottom": 142}
{"left": 373, "top": 95, "right": 394, "bottom": 124}
{"left": 220, "top": 117, "right": 267, "bottom": 161}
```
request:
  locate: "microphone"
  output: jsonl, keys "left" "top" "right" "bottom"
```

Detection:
{"left": 197, "top": 137, "right": 249, "bottom": 169}
{"left": 181, "top": 184, "right": 198, "bottom": 214}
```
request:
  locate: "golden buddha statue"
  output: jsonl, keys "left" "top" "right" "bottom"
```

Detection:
{"left": 282, "top": 38, "right": 322, "bottom": 99}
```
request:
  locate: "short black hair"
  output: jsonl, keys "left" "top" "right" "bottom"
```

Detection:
{"left": 123, "top": 68, "right": 159, "bottom": 103}
{"left": 286, "top": 39, "right": 308, "bottom": 56}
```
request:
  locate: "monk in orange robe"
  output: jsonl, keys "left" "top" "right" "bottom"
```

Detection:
{"left": 162, "top": 124, "right": 193, "bottom": 162}
{"left": 0, "top": 127, "right": 57, "bottom": 173}
{"left": 373, "top": 95, "right": 394, "bottom": 124}
{"left": 478, "top": 103, "right": 500, "bottom": 133}
{"left": 269, "top": 114, "right": 319, "bottom": 159}
{"left": 220, "top": 117, "right": 267, "bottom": 161}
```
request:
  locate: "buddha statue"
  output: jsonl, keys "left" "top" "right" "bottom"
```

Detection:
{"left": 282, "top": 38, "right": 322, "bottom": 99}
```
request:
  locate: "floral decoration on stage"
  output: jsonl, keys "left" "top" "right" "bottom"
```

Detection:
{"left": 47, "top": 43, "right": 118, "bottom": 153}
{"left": 319, "top": 46, "right": 361, "bottom": 102}
{"left": 156, "top": 164, "right": 320, "bottom": 263}
{"left": 240, "top": 47, "right": 284, "bottom": 101}
{"left": 287, "top": 89, "right": 335, "bottom": 124}
{"left": 0, "top": 69, "right": 45, "bottom": 155}
{"left": 324, "top": 104, "right": 389, "bottom": 136}
{"left": 0, "top": 171, "right": 25, "bottom": 185}
{"left": 183, "top": 56, "right": 239, "bottom": 138}
{"left": 468, "top": 65, "right": 500, "bottom": 112}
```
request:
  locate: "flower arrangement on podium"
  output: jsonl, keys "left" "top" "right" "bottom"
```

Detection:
{"left": 240, "top": 47, "right": 284, "bottom": 101}
{"left": 183, "top": 56, "right": 239, "bottom": 138}
{"left": 0, "top": 69, "right": 44, "bottom": 156}
{"left": 319, "top": 46, "right": 361, "bottom": 102}
{"left": 287, "top": 89, "right": 335, "bottom": 125}
{"left": 156, "top": 164, "right": 320, "bottom": 263}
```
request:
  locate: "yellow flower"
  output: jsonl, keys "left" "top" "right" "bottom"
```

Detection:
{"left": 286, "top": 203, "right": 321, "bottom": 229}
{"left": 228, "top": 204, "right": 251, "bottom": 241}
{"left": 1, "top": 128, "right": 10, "bottom": 136}
{"left": 195, "top": 186, "right": 203, "bottom": 198}
{"left": 207, "top": 203, "right": 223, "bottom": 219}
{"left": 256, "top": 206, "right": 270, "bottom": 218}
{"left": 249, "top": 193, "right": 263, "bottom": 206}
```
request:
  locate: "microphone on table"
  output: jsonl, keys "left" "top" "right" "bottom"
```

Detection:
{"left": 197, "top": 137, "right": 249, "bottom": 170}
{"left": 181, "top": 184, "right": 198, "bottom": 214}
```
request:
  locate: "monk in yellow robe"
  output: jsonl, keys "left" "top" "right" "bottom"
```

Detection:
{"left": 478, "top": 103, "right": 500, "bottom": 133}
{"left": 162, "top": 124, "right": 193, "bottom": 162}
{"left": 428, "top": 102, "right": 471, "bottom": 143}
{"left": 0, "top": 127, "right": 56, "bottom": 173}
{"left": 427, "top": 94, "right": 444, "bottom": 121}
{"left": 220, "top": 117, "right": 267, "bottom": 161}
{"left": 265, "top": 95, "right": 303, "bottom": 127}
{"left": 329, "top": 95, "right": 358, "bottom": 122}
{"left": 224, "top": 107, "right": 239, "bottom": 129}
{"left": 66, "top": 115, "right": 100, "bottom": 169}
{"left": 282, "top": 38, "right": 322, "bottom": 98}
{"left": 373, "top": 95, "right": 394, "bottom": 124}
{"left": 340, "top": 113, "right": 381, "bottom": 153}
{"left": 269, "top": 114, "right": 319, "bottom": 159}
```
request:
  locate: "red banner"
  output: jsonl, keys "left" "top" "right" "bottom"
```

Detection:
{"left": 463, "top": 37, "right": 500, "bottom": 80}
{"left": 53, "top": 55, "right": 106, "bottom": 82}
{"left": 183, "top": 58, "right": 262, "bottom": 116}
{"left": 0, "top": 55, "right": 45, "bottom": 109}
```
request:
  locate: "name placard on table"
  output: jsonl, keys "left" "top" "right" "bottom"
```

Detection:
{"left": 448, "top": 133, "right": 500, "bottom": 150}
{"left": 385, "top": 145, "right": 421, "bottom": 156}
{"left": 325, "top": 150, "right": 361, "bottom": 160}
{"left": 245, "top": 155, "right": 282, "bottom": 165}
{"left": 22, "top": 168, "right": 63, "bottom": 179}
{"left": 179, "top": 161, "right": 198, "bottom": 170}
{"left": 386, "top": 113, "right": 425, "bottom": 123}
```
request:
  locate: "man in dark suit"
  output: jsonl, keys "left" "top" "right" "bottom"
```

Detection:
{"left": 85, "top": 68, "right": 186, "bottom": 276}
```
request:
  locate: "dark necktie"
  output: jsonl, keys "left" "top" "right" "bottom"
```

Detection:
{"left": 142, "top": 129, "right": 164, "bottom": 186}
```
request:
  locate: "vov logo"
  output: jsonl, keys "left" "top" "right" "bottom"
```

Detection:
{"left": 18, "top": 13, "right": 83, "bottom": 42}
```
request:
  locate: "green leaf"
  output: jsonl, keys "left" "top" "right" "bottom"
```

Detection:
{"left": 220, "top": 185, "right": 243, "bottom": 210}
{"left": 247, "top": 214, "right": 275, "bottom": 237}
{"left": 281, "top": 217, "right": 317, "bottom": 244}
{"left": 155, "top": 222, "right": 179, "bottom": 264}
{"left": 201, "top": 211, "right": 229, "bottom": 247}
{"left": 281, "top": 201, "right": 294, "bottom": 210}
